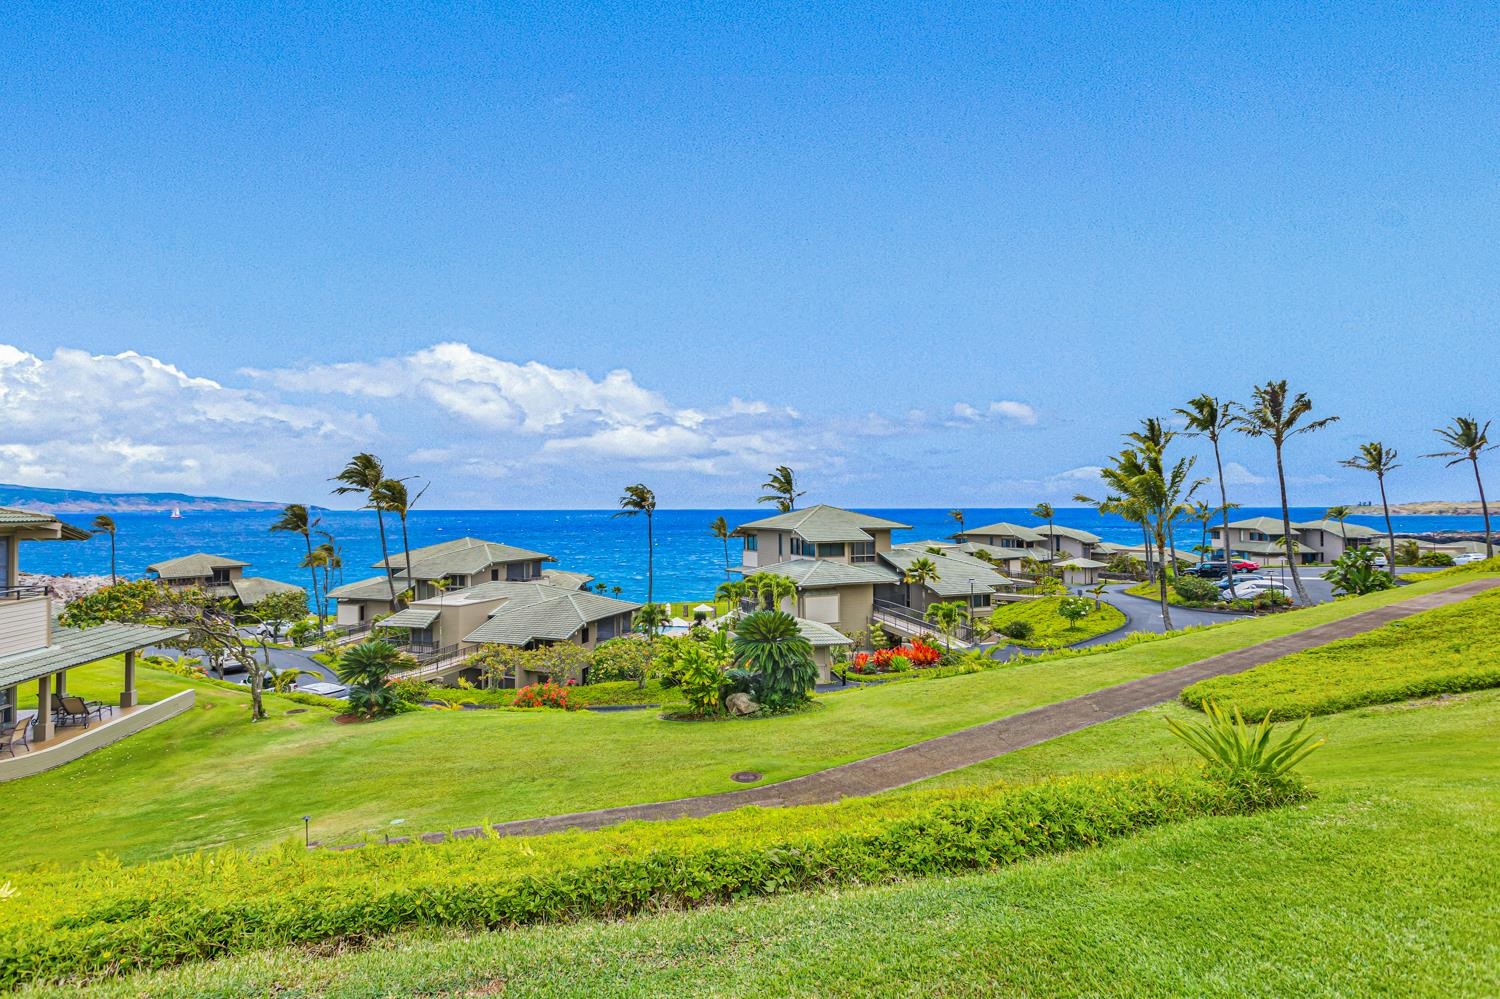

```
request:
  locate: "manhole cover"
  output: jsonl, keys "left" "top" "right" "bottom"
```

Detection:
{"left": 730, "top": 771, "right": 763, "bottom": 783}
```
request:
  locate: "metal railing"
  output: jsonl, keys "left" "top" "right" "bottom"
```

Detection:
{"left": 0, "top": 585, "right": 49, "bottom": 601}
{"left": 871, "top": 599, "right": 978, "bottom": 647}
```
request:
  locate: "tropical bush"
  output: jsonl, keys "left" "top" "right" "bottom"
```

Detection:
{"left": 1252, "top": 590, "right": 1293, "bottom": 612}
{"left": 848, "top": 640, "right": 942, "bottom": 675}
{"left": 1395, "top": 539, "right": 1421, "bottom": 565}
{"left": 1418, "top": 550, "right": 1456, "bottom": 567}
{"left": 1181, "top": 590, "right": 1500, "bottom": 719}
{"left": 588, "top": 637, "right": 649, "bottom": 683}
{"left": 675, "top": 643, "right": 728, "bottom": 716}
{"left": 140, "top": 654, "right": 205, "bottom": 679}
{"left": 996, "top": 619, "right": 1035, "bottom": 642}
{"left": 1056, "top": 596, "right": 1093, "bottom": 628}
{"left": 732, "top": 610, "right": 817, "bottom": 710}
{"left": 511, "top": 680, "right": 577, "bottom": 710}
{"left": 1322, "top": 547, "right": 1396, "bottom": 596}
{"left": 286, "top": 618, "right": 316, "bottom": 647}
{"left": 1172, "top": 574, "right": 1222, "bottom": 604}
{"left": 335, "top": 640, "right": 413, "bottom": 717}
{"left": 1165, "top": 700, "right": 1322, "bottom": 804}
{"left": 0, "top": 770, "right": 1295, "bottom": 989}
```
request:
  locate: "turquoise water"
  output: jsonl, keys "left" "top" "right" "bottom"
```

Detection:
{"left": 19, "top": 507, "right": 1487, "bottom": 602}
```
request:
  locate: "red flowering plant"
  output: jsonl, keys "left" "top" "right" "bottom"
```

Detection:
{"left": 511, "top": 679, "right": 579, "bottom": 710}
{"left": 848, "top": 640, "right": 941, "bottom": 675}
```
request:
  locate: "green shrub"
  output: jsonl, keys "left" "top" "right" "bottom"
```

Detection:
{"left": 1172, "top": 575, "right": 1221, "bottom": 604}
{"left": 1322, "top": 547, "right": 1397, "bottom": 596}
{"left": 1182, "top": 590, "right": 1500, "bottom": 719}
{"left": 1418, "top": 550, "right": 1455, "bottom": 567}
{"left": 998, "top": 619, "right": 1035, "bottom": 642}
{"left": 0, "top": 770, "right": 1294, "bottom": 989}
{"left": 589, "top": 638, "right": 649, "bottom": 683}
{"left": 1165, "top": 700, "right": 1322, "bottom": 805}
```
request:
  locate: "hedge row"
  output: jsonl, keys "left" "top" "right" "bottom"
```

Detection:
{"left": 1182, "top": 589, "right": 1500, "bottom": 720}
{"left": 1, "top": 770, "right": 1288, "bottom": 989}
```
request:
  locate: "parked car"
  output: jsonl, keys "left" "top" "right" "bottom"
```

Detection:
{"left": 1452, "top": 552, "right": 1488, "bottom": 565}
{"left": 1231, "top": 559, "right": 1259, "bottom": 571}
{"left": 1187, "top": 559, "right": 1261, "bottom": 578}
{"left": 296, "top": 681, "right": 349, "bottom": 699}
{"left": 1221, "top": 580, "right": 1290, "bottom": 601}
{"left": 1216, "top": 572, "right": 1266, "bottom": 589}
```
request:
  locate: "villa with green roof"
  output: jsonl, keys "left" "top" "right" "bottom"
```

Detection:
{"left": 145, "top": 553, "right": 304, "bottom": 607}
{"left": 327, "top": 536, "right": 567, "bottom": 630}
{"left": 2, "top": 508, "right": 187, "bottom": 780}
{"left": 1210, "top": 517, "right": 1383, "bottom": 565}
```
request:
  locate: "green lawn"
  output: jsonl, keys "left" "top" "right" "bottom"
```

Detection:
{"left": 35, "top": 686, "right": 1499, "bottom": 996}
{"left": 987, "top": 595, "right": 1126, "bottom": 646}
{"left": 2, "top": 569, "right": 1490, "bottom": 871}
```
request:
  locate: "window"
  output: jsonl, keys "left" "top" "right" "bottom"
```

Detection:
{"left": 790, "top": 536, "right": 805, "bottom": 556}
{"left": 851, "top": 541, "right": 876, "bottom": 563}
{"left": 0, "top": 683, "right": 13, "bottom": 726}
{"left": 1249, "top": 531, "right": 1269, "bottom": 542}
{"left": 210, "top": 568, "right": 231, "bottom": 584}
{"left": 0, "top": 537, "right": 10, "bottom": 587}
{"left": 580, "top": 625, "right": 590, "bottom": 643}
{"left": 744, "top": 534, "right": 759, "bottom": 552}
{"left": 815, "top": 542, "right": 845, "bottom": 558}
{"left": 491, "top": 568, "right": 500, "bottom": 581}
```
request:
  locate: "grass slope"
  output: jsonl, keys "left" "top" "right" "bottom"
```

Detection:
{"left": 33, "top": 690, "right": 1499, "bottom": 997}
{"left": 986, "top": 596, "right": 1125, "bottom": 646}
{"left": 1, "top": 569, "right": 1490, "bottom": 870}
{"left": 1182, "top": 588, "right": 1500, "bottom": 718}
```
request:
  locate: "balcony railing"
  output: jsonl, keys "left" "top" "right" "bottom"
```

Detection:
{"left": 0, "top": 585, "right": 50, "bottom": 601}
{"left": 872, "top": 599, "right": 978, "bottom": 647}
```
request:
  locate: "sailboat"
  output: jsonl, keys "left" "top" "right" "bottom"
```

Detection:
{"left": 170, "top": 505, "right": 183, "bottom": 519}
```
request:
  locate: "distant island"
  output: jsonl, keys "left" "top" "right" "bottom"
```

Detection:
{"left": 0, "top": 482, "right": 286, "bottom": 514}
{"left": 1351, "top": 500, "right": 1489, "bottom": 516}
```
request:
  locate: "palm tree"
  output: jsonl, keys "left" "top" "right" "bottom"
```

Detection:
{"left": 611, "top": 585, "right": 623, "bottom": 598}
{"left": 314, "top": 532, "right": 341, "bottom": 616}
{"left": 1175, "top": 394, "right": 1246, "bottom": 597}
{"left": 1232, "top": 381, "right": 1339, "bottom": 604}
{"left": 924, "top": 600, "right": 967, "bottom": 652}
{"left": 750, "top": 572, "right": 798, "bottom": 612}
{"left": 335, "top": 639, "right": 408, "bottom": 716}
{"left": 716, "top": 579, "right": 749, "bottom": 615}
{"left": 90, "top": 515, "right": 117, "bottom": 584}
{"left": 1031, "top": 502, "right": 1056, "bottom": 553}
{"left": 370, "top": 478, "right": 428, "bottom": 602}
{"left": 1424, "top": 417, "right": 1496, "bottom": 558}
{"left": 1341, "top": 443, "right": 1402, "bottom": 570}
{"left": 731, "top": 610, "right": 817, "bottom": 708}
{"left": 902, "top": 556, "right": 939, "bottom": 608}
{"left": 614, "top": 484, "right": 658, "bottom": 605}
{"left": 948, "top": 509, "right": 966, "bottom": 540}
{"left": 1324, "top": 504, "right": 1353, "bottom": 549}
{"left": 758, "top": 465, "right": 805, "bottom": 512}
{"left": 631, "top": 602, "right": 670, "bottom": 689}
{"left": 270, "top": 504, "right": 323, "bottom": 623}
{"left": 298, "top": 547, "right": 330, "bottom": 624}
{"left": 1097, "top": 440, "right": 1204, "bottom": 631}
{"left": 331, "top": 453, "right": 398, "bottom": 610}
{"left": 1076, "top": 491, "right": 1155, "bottom": 577}
{"left": 709, "top": 516, "right": 732, "bottom": 579}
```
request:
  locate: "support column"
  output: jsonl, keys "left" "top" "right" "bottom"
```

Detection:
{"left": 121, "top": 650, "right": 138, "bottom": 708}
{"left": 55, "top": 670, "right": 68, "bottom": 697}
{"left": 34, "top": 674, "right": 54, "bottom": 743}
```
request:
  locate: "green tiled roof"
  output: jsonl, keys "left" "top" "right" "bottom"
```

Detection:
{"left": 962, "top": 522, "right": 1046, "bottom": 543}
{"left": 146, "top": 553, "right": 251, "bottom": 579}
{"left": 370, "top": 537, "right": 554, "bottom": 579}
{"left": 1224, "top": 516, "right": 1290, "bottom": 533}
{"left": 883, "top": 546, "right": 1015, "bottom": 596}
{"left": 0, "top": 622, "right": 186, "bottom": 688}
{"left": 326, "top": 574, "right": 409, "bottom": 601}
{"left": 540, "top": 569, "right": 595, "bottom": 591}
{"left": 751, "top": 558, "right": 899, "bottom": 588}
{"left": 794, "top": 617, "right": 854, "bottom": 647}
{"left": 733, "top": 505, "right": 912, "bottom": 543}
{"left": 1230, "top": 539, "right": 1320, "bottom": 555}
{"left": 1055, "top": 557, "right": 1107, "bottom": 569}
{"left": 1294, "top": 519, "right": 1381, "bottom": 538}
{"left": 463, "top": 584, "right": 639, "bottom": 646}
{"left": 378, "top": 606, "right": 442, "bottom": 629}
{"left": 230, "top": 577, "right": 304, "bottom": 605}
{"left": 1034, "top": 524, "right": 1102, "bottom": 543}
{"left": 0, "top": 508, "right": 92, "bottom": 540}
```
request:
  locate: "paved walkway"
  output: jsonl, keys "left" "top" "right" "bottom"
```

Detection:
{"left": 379, "top": 577, "right": 1499, "bottom": 846}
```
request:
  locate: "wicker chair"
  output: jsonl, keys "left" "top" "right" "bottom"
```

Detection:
{"left": 0, "top": 716, "right": 32, "bottom": 757}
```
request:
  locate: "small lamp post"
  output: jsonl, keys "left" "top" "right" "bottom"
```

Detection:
{"left": 303, "top": 815, "right": 311, "bottom": 847}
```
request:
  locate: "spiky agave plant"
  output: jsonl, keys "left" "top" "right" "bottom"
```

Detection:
{"left": 1166, "top": 700, "right": 1324, "bottom": 803}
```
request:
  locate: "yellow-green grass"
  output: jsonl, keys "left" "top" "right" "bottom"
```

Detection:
{"left": 987, "top": 595, "right": 1126, "bottom": 646}
{"left": 1, "top": 568, "right": 1491, "bottom": 871}
{"left": 1182, "top": 588, "right": 1500, "bottom": 719}
{"left": 28, "top": 689, "right": 1499, "bottom": 997}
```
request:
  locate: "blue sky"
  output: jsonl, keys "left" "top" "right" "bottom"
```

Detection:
{"left": 1, "top": 4, "right": 1496, "bottom": 508}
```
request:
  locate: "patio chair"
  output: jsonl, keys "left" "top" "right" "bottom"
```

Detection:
{"left": 0, "top": 716, "right": 31, "bottom": 756}
{"left": 56, "top": 696, "right": 107, "bottom": 729}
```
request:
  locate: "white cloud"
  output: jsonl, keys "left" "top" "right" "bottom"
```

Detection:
{"left": 947, "top": 399, "right": 1038, "bottom": 427}
{"left": 0, "top": 345, "right": 362, "bottom": 494}
{"left": 1218, "top": 461, "right": 1268, "bottom": 487}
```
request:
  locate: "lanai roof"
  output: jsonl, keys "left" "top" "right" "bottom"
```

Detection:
{"left": 463, "top": 583, "right": 639, "bottom": 646}
{"left": 370, "top": 537, "right": 555, "bottom": 579}
{"left": 0, "top": 622, "right": 185, "bottom": 689}
{"left": 733, "top": 505, "right": 911, "bottom": 544}
{"left": 146, "top": 553, "right": 251, "bottom": 579}
{"left": 748, "top": 558, "right": 899, "bottom": 588}
{"left": 883, "top": 545, "right": 1015, "bottom": 595}
{"left": 0, "top": 508, "right": 92, "bottom": 541}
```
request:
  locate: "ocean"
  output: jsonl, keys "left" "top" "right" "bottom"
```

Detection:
{"left": 19, "top": 507, "right": 1487, "bottom": 602}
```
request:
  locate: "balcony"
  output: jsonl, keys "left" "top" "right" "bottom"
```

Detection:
{"left": 0, "top": 587, "right": 52, "bottom": 658}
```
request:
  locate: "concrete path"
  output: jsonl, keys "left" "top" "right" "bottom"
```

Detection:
{"left": 379, "top": 577, "right": 1499, "bottom": 846}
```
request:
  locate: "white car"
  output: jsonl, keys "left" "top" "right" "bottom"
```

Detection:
{"left": 1221, "top": 580, "right": 1290, "bottom": 601}
{"left": 296, "top": 681, "right": 349, "bottom": 699}
{"left": 1452, "top": 552, "right": 1488, "bottom": 565}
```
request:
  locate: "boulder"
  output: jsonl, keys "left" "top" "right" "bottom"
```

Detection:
{"left": 725, "top": 692, "right": 760, "bottom": 716}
